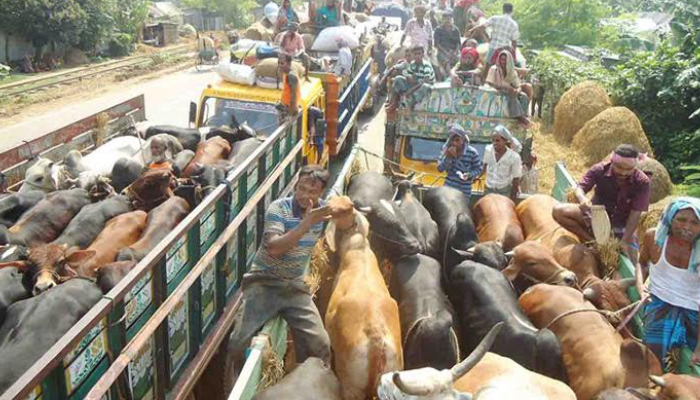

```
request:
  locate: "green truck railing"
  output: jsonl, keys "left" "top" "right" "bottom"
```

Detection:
{"left": 1, "top": 114, "right": 304, "bottom": 400}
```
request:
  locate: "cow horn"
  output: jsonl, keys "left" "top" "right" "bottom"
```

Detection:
{"left": 649, "top": 375, "right": 666, "bottom": 387}
{"left": 451, "top": 322, "right": 504, "bottom": 380}
{"left": 391, "top": 372, "right": 433, "bottom": 396}
{"left": 357, "top": 206, "right": 372, "bottom": 214}
{"left": 617, "top": 277, "right": 636, "bottom": 289}
{"left": 452, "top": 247, "right": 474, "bottom": 258}
{"left": 504, "top": 250, "right": 515, "bottom": 259}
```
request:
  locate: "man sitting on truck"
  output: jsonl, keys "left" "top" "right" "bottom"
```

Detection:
{"left": 483, "top": 125, "right": 522, "bottom": 201}
{"left": 434, "top": 12, "right": 461, "bottom": 81}
{"left": 387, "top": 45, "right": 435, "bottom": 111}
{"left": 438, "top": 125, "right": 483, "bottom": 199}
{"left": 228, "top": 165, "right": 333, "bottom": 369}
{"left": 278, "top": 54, "right": 301, "bottom": 120}
{"left": 275, "top": 22, "right": 306, "bottom": 58}
{"left": 451, "top": 47, "right": 484, "bottom": 87}
{"left": 330, "top": 37, "right": 353, "bottom": 76}
{"left": 552, "top": 144, "right": 651, "bottom": 264}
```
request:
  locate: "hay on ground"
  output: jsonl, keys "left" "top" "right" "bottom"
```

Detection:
{"left": 639, "top": 157, "right": 673, "bottom": 204}
{"left": 554, "top": 81, "right": 612, "bottom": 143}
{"left": 528, "top": 121, "right": 589, "bottom": 195}
{"left": 572, "top": 107, "right": 654, "bottom": 167}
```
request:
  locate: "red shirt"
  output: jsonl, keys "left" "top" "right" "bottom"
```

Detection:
{"left": 578, "top": 161, "right": 651, "bottom": 229}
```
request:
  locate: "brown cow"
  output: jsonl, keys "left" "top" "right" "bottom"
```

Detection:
{"left": 324, "top": 196, "right": 403, "bottom": 400}
{"left": 124, "top": 169, "right": 176, "bottom": 212}
{"left": 500, "top": 240, "right": 577, "bottom": 287}
{"left": 117, "top": 197, "right": 190, "bottom": 262}
{"left": 519, "top": 284, "right": 662, "bottom": 400}
{"left": 24, "top": 211, "right": 147, "bottom": 294}
{"left": 651, "top": 374, "right": 700, "bottom": 400}
{"left": 183, "top": 137, "right": 231, "bottom": 177}
{"left": 473, "top": 194, "right": 524, "bottom": 252}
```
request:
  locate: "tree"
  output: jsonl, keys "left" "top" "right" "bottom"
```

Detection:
{"left": 183, "top": 0, "right": 257, "bottom": 28}
{"left": 76, "top": 0, "right": 116, "bottom": 52}
{"left": 0, "top": 0, "right": 87, "bottom": 49}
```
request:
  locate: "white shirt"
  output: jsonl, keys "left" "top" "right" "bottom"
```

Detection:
{"left": 485, "top": 14, "right": 520, "bottom": 50}
{"left": 483, "top": 144, "right": 522, "bottom": 190}
{"left": 650, "top": 240, "right": 700, "bottom": 311}
{"left": 332, "top": 46, "right": 352, "bottom": 76}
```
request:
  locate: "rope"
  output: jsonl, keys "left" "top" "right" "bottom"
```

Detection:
{"left": 543, "top": 299, "right": 644, "bottom": 331}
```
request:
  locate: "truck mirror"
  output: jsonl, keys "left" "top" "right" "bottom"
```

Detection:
{"left": 189, "top": 102, "right": 197, "bottom": 127}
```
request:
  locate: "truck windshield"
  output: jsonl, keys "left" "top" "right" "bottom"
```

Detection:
{"left": 201, "top": 98, "right": 279, "bottom": 136}
{"left": 404, "top": 137, "right": 490, "bottom": 161}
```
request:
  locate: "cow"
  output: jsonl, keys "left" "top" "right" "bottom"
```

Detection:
{"left": 252, "top": 358, "right": 342, "bottom": 400}
{"left": 473, "top": 194, "right": 524, "bottom": 252}
{"left": 0, "top": 267, "right": 30, "bottom": 326}
{"left": 173, "top": 150, "right": 195, "bottom": 177}
{"left": 183, "top": 137, "right": 232, "bottom": 177}
{"left": 324, "top": 196, "right": 403, "bottom": 400}
{"left": 394, "top": 181, "right": 440, "bottom": 259}
{"left": 581, "top": 277, "right": 636, "bottom": 314}
{"left": 650, "top": 374, "right": 700, "bottom": 400}
{"left": 117, "top": 197, "right": 190, "bottom": 262}
{"left": 145, "top": 125, "right": 201, "bottom": 151}
{"left": 422, "top": 186, "right": 478, "bottom": 276}
{"left": 111, "top": 157, "right": 144, "bottom": 193}
{"left": 500, "top": 241, "right": 578, "bottom": 290}
{"left": 19, "top": 158, "right": 57, "bottom": 193}
{"left": 519, "top": 284, "right": 662, "bottom": 400}
{"left": 78, "top": 136, "right": 146, "bottom": 176}
{"left": 0, "top": 190, "right": 44, "bottom": 227}
{"left": 207, "top": 124, "right": 256, "bottom": 147}
{"left": 347, "top": 171, "right": 394, "bottom": 209}
{"left": 0, "top": 188, "right": 91, "bottom": 247}
{"left": 448, "top": 260, "right": 567, "bottom": 382}
{"left": 53, "top": 195, "right": 133, "bottom": 249}
{"left": 25, "top": 210, "right": 147, "bottom": 294}
{"left": 389, "top": 254, "right": 459, "bottom": 370}
{"left": 228, "top": 137, "right": 264, "bottom": 169}
{"left": 96, "top": 260, "right": 137, "bottom": 293}
{"left": 124, "top": 169, "right": 176, "bottom": 212}
{"left": 0, "top": 279, "right": 102, "bottom": 394}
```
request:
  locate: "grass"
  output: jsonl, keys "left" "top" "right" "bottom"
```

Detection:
{"left": 0, "top": 73, "right": 31, "bottom": 86}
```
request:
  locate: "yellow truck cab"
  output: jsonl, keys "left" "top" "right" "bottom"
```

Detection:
{"left": 190, "top": 75, "right": 328, "bottom": 165}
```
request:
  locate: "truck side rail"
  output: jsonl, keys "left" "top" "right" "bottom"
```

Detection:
{"left": 335, "top": 59, "right": 372, "bottom": 152}
{"left": 1, "top": 116, "right": 304, "bottom": 400}
{"left": 0, "top": 95, "right": 146, "bottom": 190}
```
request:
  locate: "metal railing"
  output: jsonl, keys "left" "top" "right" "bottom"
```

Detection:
{"left": 1, "top": 115, "right": 303, "bottom": 400}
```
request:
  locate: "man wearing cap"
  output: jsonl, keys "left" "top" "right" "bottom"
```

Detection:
{"left": 553, "top": 144, "right": 651, "bottom": 264}
{"left": 482, "top": 125, "right": 522, "bottom": 201}
{"left": 438, "top": 125, "right": 482, "bottom": 199}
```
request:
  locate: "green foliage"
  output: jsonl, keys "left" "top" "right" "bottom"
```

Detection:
{"left": 75, "top": 0, "right": 116, "bottom": 52}
{"left": 183, "top": 0, "right": 257, "bottom": 28}
{"left": 0, "top": 63, "right": 10, "bottom": 80}
{"left": 108, "top": 33, "right": 135, "bottom": 57}
{"left": 0, "top": 0, "right": 87, "bottom": 48}
{"left": 515, "top": 0, "right": 611, "bottom": 47}
{"left": 114, "top": 0, "right": 150, "bottom": 39}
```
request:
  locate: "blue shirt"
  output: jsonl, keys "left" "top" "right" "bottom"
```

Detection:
{"left": 438, "top": 144, "right": 482, "bottom": 197}
{"left": 249, "top": 197, "right": 326, "bottom": 280}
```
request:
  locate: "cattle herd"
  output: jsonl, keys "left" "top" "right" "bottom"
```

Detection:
{"left": 0, "top": 123, "right": 265, "bottom": 394}
{"left": 255, "top": 171, "right": 700, "bottom": 400}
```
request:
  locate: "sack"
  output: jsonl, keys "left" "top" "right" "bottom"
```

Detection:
{"left": 244, "top": 21, "right": 274, "bottom": 42}
{"left": 256, "top": 76, "right": 281, "bottom": 89}
{"left": 311, "top": 26, "right": 360, "bottom": 51}
{"left": 255, "top": 57, "right": 305, "bottom": 79}
{"left": 256, "top": 44, "right": 279, "bottom": 60}
{"left": 217, "top": 63, "right": 256, "bottom": 86}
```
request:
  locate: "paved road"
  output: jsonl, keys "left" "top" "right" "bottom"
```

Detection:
{"left": 0, "top": 65, "right": 218, "bottom": 153}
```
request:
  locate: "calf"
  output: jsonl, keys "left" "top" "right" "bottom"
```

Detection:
{"left": 0, "top": 279, "right": 102, "bottom": 394}
{"left": 0, "top": 191, "right": 44, "bottom": 227}
{"left": 0, "top": 188, "right": 91, "bottom": 246}
{"left": 395, "top": 181, "right": 440, "bottom": 259}
{"left": 325, "top": 196, "right": 403, "bottom": 400}
{"left": 117, "top": 197, "right": 190, "bottom": 262}
{"left": 146, "top": 125, "right": 201, "bottom": 151}
{"left": 53, "top": 195, "right": 133, "bottom": 249}
{"left": 473, "top": 194, "right": 524, "bottom": 252}
{"left": 448, "top": 260, "right": 567, "bottom": 382}
{"left": 422, "top": 186, "right": 478, "bottom": 275}
{"left": 519, "top": 284, "right": 662, "bottom": 400}
{"left": 124, "top": 169, "right": 176, "bottom": 212}
{"left": 253, "top": 358, "right": 342, "bottom": 400}
{"left": 389, "top": 254, "right": 459, "bottom": 370}
{"left": 183, "top": 137, "right": 232, "bottom": 177}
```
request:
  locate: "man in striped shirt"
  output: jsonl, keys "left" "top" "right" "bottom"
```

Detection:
{"left": 228, "top": 165, "right": 333, "bottom": 368}
{"left": 438, "top": 125, "right": 483, "bottom": 199}
{"left": 388, "top": 45, "right": 436, "bottom": 110}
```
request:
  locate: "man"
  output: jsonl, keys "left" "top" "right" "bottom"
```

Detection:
{"left": 275, "top": 22, "right": 305, "bottom": 57}
{"left": 437, "top": 125, "right": 482, "bottom": 199}
{"left": 228, "top": 165, "right": 333, "bottom": 368}
{"left": 470, "top": 3, "right": 519, "bottom": 66}
{"left": 147, "top": 136, "right": 173, "bottom": 171}
{"left": 553, "top": 144, "right": 651, "bottom": 264}
{"left": 433, "top": 12, "right": 461, "bottom": 80}
{"left": 316, "top": 0, "right": 341, "bottom": 29}
{"left": 331, "top": 37, "right": 353, "bottom": 76}
{"left": 450, "top": 46, "right": 484, "bottom": 87}
{"left": 387, "top": 45, "right": 435, "bottom": 110}
{"left": 401, "top": 6, "right": 433, "bottom": 55}
{"left": 278, "top": 54, "right": 300, "bottom": 120}
{"left": 482, "top": 125, "right": 522, "bottom": 200}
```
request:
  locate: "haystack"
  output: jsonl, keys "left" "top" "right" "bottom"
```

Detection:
{"left": 553, "top": 81, "right": 611, "bottom": 143}
{"left": 637, "top": 195, "right": 675, "bottom": 240}
{"left": 572, "top": 107, "right": 654, "bottom": 166}
{"left": 244, "top": 22, "right": 274, "bottom": 42}
{"left": 639, "top": 158, "right": 673, "bottom": 204}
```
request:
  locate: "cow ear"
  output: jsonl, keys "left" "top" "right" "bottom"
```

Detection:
{"left": 356, "top": 212, "right": 370, "bottom": 238}
{"left": 501, "top": 261, "right": 521, "bottom": 281}
{"left": 65, "top": 249, "right": 96, "bottom": 265}
{"left": 325, "top": 221, "right": 337, "bottom": 253}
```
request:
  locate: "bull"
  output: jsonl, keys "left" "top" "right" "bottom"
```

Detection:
{"left": 473, "top": 193, "right": 524, "bottom": 252}
{"left": 53, "top": 195, "right": 133, "bottom": 249}
{"left": 394, "top": 181, "right": 439, "bottom": 259}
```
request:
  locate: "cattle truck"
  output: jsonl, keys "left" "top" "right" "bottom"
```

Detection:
{"left": 0, "top": 91, "right": 352, "bottom": 400}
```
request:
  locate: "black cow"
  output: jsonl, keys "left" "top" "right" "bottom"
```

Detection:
{"left": 173, "top": 150, "right": 195, "bottom": 177}
{"left": 0, "top": 279, "right": 102, "bottom": 393}
{"left": 346, "top": 171, "right": 393, "bottom": 208}
{"left": 394, "top": 181, "right": 439, "bottom": 259}
{"left": 0, "top": 191, "right": 45, "bottom": 227}
{"left": 206, "top": 125, "right": 256, "bottom": 147}
{"left": 228, "top": 137, "right": 264, "bottom": 169}
{"left": 448, "top": 260, "right": 568, "bottom": 383}
{"left": 422, "top": 186, "right": 479, "bottom": 276}
{"left": 0, "top": 189, "right": 91, "bottom": 247}
{"left": 111, "top": 158, "right": 144, "bottom": 193}
{"left": 145, "top": 125, "right": 201, "bottom": 151}
{"left": 53, "top": 195, "right": 133, "bottom": 249}
{"left": 96, "top": 260, "right": 137, "bottom": 293}
{"left": 389, "top": 254, "right": 459, "bottom": 370}
{"left": 0, "top": 267, "right": 30, "bottom": 326}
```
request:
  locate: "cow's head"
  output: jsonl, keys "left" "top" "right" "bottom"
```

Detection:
{"left": 126, "top": 169, "right": 174, "bottom": 211}
{"left": 581, "top": 277, "right": 635, "bottom": 313}
{"left": 24, "top": 243, "right": 95, "bottom": 295}
{"left": 357, "top": 199, "right": 421, "bottom": 259}
{"left": 500, "top": 241, "right": 577, "bottom": 287}
{"left": 451, "top": 241, "right": 508, "bottom": 270}
{"left": 650, "top": 373, "right": 700, "bottom": 400}
{"left": 325, "top": 196, "right": 370, "bottom": 254}
{"left": 20, "top": 158, "right": 58, "bottom": 193}
{"left": 378, "top": 323, "right": 503, "bottom": 400}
